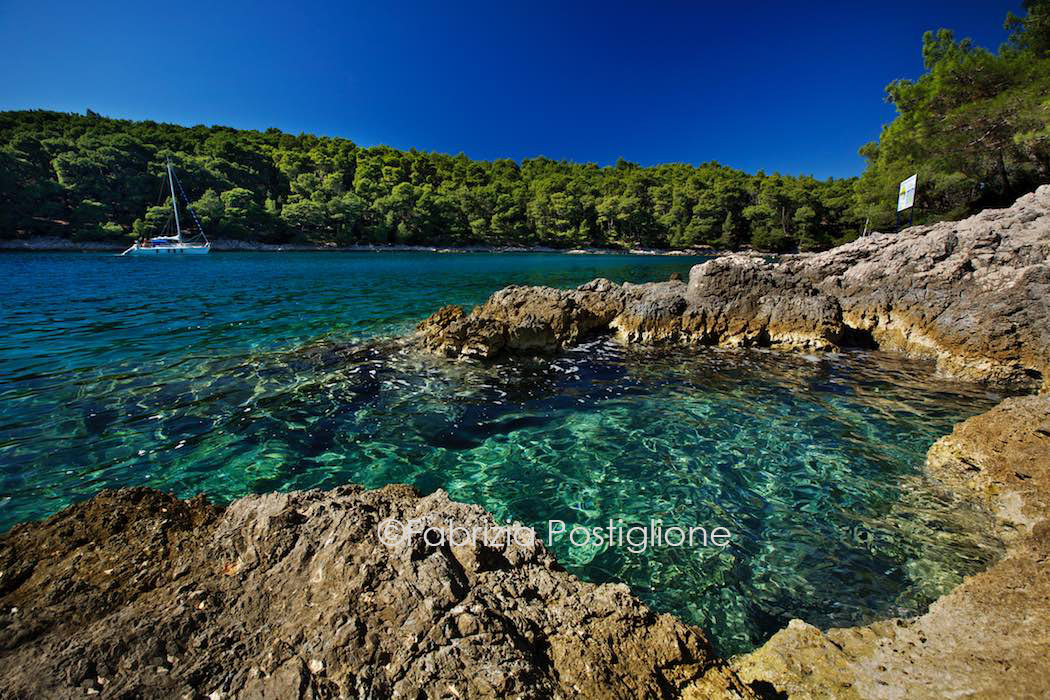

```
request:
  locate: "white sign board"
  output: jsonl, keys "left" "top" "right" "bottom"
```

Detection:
{"left": 897, "top": 174, "right": 917, "bottom": 212}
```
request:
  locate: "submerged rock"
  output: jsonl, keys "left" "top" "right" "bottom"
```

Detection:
{"left": 5, "top": 191, "right": 1049, "bottom": 697}
{"left": 406, "top": 188, "right": 1050, "bottom": 696}
{"left": 0, "top": 485, "right": 754, "bottom": 699}
{"left": 416, "top": 185, "right": 1050, "bottom": 388}
{"left": 2, "top": 397, "right": 1046, "bottom": 698}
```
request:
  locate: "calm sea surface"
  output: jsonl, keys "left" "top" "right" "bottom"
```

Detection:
{"left": 0, "top": 251, "right": 1004, "bottom": 653}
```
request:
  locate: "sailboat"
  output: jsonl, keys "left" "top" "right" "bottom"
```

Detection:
{"left": 122, "top": 159, "right": 210, "bottom": 255}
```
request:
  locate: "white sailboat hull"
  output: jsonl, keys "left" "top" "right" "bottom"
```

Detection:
{"left": 123, "top": 160, "right": 211, "bottom": 257}
{"left": 122, "top": 243, "right": 210, "bottom": 256}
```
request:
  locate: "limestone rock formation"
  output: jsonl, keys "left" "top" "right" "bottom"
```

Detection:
{"left": 680, "top": 255, "right": 844, "bottom": 350}
{"left": 0, "top": 485, "right": 754, "bottom": 699}
{"left": 416, "top": 185, "right": 1050, "bottom": 388}
{"left": 926, "top": 393, "right": 1050, "bottom": 541}
{"left": 417, "top": 280, "right": 627, "bottom": 358}
{"left": 791, "top": 186, "right": 1050, "bottom": 386}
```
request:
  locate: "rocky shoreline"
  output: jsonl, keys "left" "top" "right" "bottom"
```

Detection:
{"left": 2, "top": 187, "right": 1049, "bottom": 697}
{"left": 411, "top": 184, "right": 1050, "bottom": 697}
{"left": 731, "top": 394, "right": 1050, "bottom": 699}
{"left": 417, "top": 185, "right": 1050, "bottom": 389}
{"left": 0, "top": 486, "right": 753, "bottom": 699}
{"left": 3, "top": 393, "right": 1044, "bottom": 698}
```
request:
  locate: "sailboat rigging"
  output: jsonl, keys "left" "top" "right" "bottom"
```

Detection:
{"left": 121, "top": 159, "right": 210, "bottom": 255}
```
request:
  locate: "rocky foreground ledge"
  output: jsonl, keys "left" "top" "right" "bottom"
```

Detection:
{"left": 0, "top": 485, "right": 752, "bottom": 699}
{"left": 418, "top": 185, "right": 1050, "bottom": 389}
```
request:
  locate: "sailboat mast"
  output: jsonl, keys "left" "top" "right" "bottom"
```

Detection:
{"left": 166, "top": 158, "right": 182, "bottom": 243}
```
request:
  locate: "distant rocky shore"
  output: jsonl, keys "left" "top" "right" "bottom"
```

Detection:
{"left": 2, "top": 187, "right": 1048, "bottom": 698}
{"left": 0, "top": 236, "right": 717, "bottom": 257}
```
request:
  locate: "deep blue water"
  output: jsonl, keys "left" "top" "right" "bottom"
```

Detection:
{"left": 0, "top": 251, "right": 1003, "bottom": 654}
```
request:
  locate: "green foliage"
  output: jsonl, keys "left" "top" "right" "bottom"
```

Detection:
{"left": 1006, "top": 0, "right": 1050, "bottom": 58}
{"left": 71, "top": 199, "right": 106, "bottom": 230}
{"left": 140, "top": 203, "right": 173, "bottom": 237}
{"left": 0, "top": 109, "right": 860, "bottom": 251}
{"left": 70, "top": 200, "right": 123, "bottom": 241}
{"left": 99, "top": 221, "right": 125, "bottom": 238}
{"left": 219, "top": 188, "right": 266, "bottom": 240}
{"left": 855, "top": 2, "right": 1050, "bottom": 227}
{"left": 191, "top": 189, "right": 225, "bottom": 230}
{"left": 281, "top": 199, "right": 326, "bottom": 239}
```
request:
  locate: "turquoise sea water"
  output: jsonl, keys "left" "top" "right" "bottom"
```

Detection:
{"left": 0, "top": 251, "right": 1004, "bottom": 654}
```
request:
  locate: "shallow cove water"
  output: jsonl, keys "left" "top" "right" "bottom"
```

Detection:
{"left": 0, "top": 251, "right": 1004, "bottom": 654}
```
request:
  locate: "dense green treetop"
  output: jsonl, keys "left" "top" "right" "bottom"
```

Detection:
{"left": 1, "top": 2, "right": 1047, "bottom": 251}
{"left": 855, "top": 0, "right": 1050, "bottom": 228}
{"left": 0, "top": 110, "right": 860, "bottom": 251}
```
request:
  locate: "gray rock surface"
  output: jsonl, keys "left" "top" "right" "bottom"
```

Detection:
{"left": 417, "top": 280, "right": 627, "bottom": 358}
{"left": 789, "top": 187, "right": 1050, "bottom": 386}
{"left": 0, "top": 485, "right": 754, "bottom": 699}
{"left": 417, "top": 185, "right": 1050, "bottom": 388}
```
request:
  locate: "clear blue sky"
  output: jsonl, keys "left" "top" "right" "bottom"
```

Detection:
{"left": 0, "top": 0, "right": 1022, "bottom": 178}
